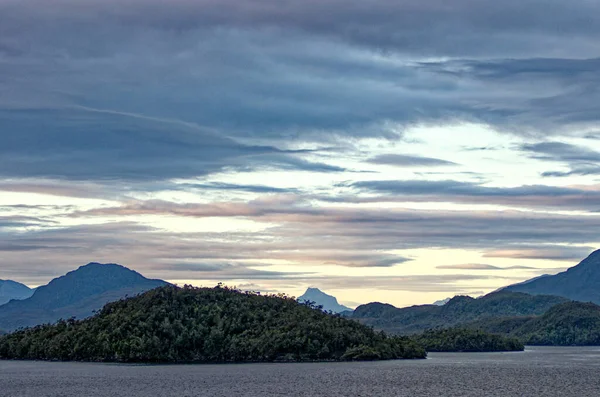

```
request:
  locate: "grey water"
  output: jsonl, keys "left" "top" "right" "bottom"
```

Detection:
{"left": 1, "top": 347, "right": 600, "bottom": 396}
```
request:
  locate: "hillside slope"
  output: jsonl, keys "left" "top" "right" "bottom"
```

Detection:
{"left": 505, "top": 249, "right": 600, "bottom": 303}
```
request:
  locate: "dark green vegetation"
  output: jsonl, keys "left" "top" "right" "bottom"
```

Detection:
{"left": 0, "top": 280, "right": 33, "bottom": 306}
{"left": 471, "top": 301, "right": 600, "bottom": 346}
{"left": 505, "top": 249, "right": 600, "bottom": 304}
{"left": 352, "top": 291, "right": 567, "bottom": 334}
{"left": 0, "top": 263, "right": 167, "bottom": 332}
{"left": 0, "top": 285, "right": 426, "bottom": 363}
{"left": 413, "top": 328, "right": 524, "bottom": 352}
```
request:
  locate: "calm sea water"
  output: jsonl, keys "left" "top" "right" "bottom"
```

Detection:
{"left": 1, "top": 347, "right": 600, "bottom": 396}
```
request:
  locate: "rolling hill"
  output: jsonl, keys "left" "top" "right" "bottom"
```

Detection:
{"left": 351, "top": 291, "right": 568, "bottom": 334}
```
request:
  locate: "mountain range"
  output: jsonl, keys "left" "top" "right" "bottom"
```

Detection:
{"left": 298, "top": 288, "right": 352, "bottom": 313}
{"left": 0, "top": 263, "right": 167, "bottom": 332}
{"left": 349, "top": 249, "right": 600, "bottom": 336}
{"left": 351, "top": 291, "right": 568, "bottom": 334}
{"left": 0, "top": 280, "right": 34, "bottom": 306}
{"left": 1, "top": 248, "right": 600, "bottom": 339}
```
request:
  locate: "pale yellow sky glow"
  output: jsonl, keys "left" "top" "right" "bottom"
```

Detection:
{"left": 2, "top": 123, "right": 598, "bottom": 307}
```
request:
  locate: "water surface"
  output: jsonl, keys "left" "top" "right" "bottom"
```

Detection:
{"left": 1, "top": 347, "right": 599, "bottom": 396}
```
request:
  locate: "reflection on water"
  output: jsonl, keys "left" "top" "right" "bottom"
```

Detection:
{"left": 1, "top": 347, "right": 600, "bottom": 396}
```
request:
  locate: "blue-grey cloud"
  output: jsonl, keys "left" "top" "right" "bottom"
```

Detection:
{"left": 521, "top": 141, "right": 600, "bottom": 163}
{"left": 0, "top": 1, "right": 597, "bottom": 189}
{"left": 436, "top": 263, "right": 536, "bottom": 270}
{"left": 342, "top": 179, "right": 600, "bottom": 211}
{"left": 180, "top": 182, "right": 299, "bottom": 194}
{"left": 520, "top": 141, "right": 600, "bottom": 177}
{"left": 0, "top": 108, "right": 345, "bottom": 181}
{"left": 367, "top": 154, "right": 458, "bottom": 167}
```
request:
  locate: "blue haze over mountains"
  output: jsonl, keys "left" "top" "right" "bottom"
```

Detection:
{"left": 0, "top": 280, "right": 34, "bottom": 306}
{"left": 0, "top": 263, "right": 167, "bottom": 332}
{"left": 298, "top": 287, "right": 352, "bottom": 313}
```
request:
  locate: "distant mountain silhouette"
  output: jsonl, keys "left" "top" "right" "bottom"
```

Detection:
{"left": 0, "top": 263, "right": 167, "bottom": 332}
{"left": 432, "top": 297, "right": 451, "bottom": 306}
{"left": 504, "top": 249, "right": 600, "bottom": 303}
{"left": 0, "top": 280, "right": 33, "bottom": 306}
{"left": 298, "top": 288, "right": 352, "bottom": 313}
{"left": 352, "top": 291, "right": 567, "bottom": 334}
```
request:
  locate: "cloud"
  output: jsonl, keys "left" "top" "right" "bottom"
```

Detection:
{"left": 0, "top": 107, "right": 347, "bottom": 181}
{"left": 367, "top": 154, "right": 458, "bottom": 167}
{"left": 344, "top": 179, "right": 600, "bottom": 211}
{"left": 4, "top": 0, "right": 600, "bottom": 58}
{"left": 483, "top": 246, "right": 595, "bottom": 261}
{"left": 0, "top": 1, "right": 597, "bottom": 189}
{"left": 521, "top": 141, "right": 600, "bottom": 163}
{"left": 64, "top": 198, "right": 600, "bottom": 258}
{"left": 179, "top": 182, "right": 299, "bottom": 194}
{"left": 519, "top": 141, "right": 600, "bottom": 177}
{"left": 436, "top": 263, "right": 536, "bottom": 270}
{"left": 0, "top": 215, "right": 56, "bottom": 230}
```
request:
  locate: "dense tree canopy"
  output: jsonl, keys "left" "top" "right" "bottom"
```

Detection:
{"left": 472, "top": 301, "right": 600, "bottom": 346}
{"left": 413, "top": 328, "right": 524, "bottom": 352}
{"left": 0, "top": 285, "right": 426, "bottom": 362}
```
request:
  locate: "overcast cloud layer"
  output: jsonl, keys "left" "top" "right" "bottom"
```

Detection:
{"left": 1, "top": 0, "right": 599, "bottom": 307}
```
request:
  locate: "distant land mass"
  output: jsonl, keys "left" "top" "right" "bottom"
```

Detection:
{"left": 0, "top": 280, "right": 33, "bottom": 306}
{"left": 298, "top": 288, "right": 352, "bottom": 313}
{"left": 414, "top": 328, "right": 524, "bottom": 352}
{"left": 352, "top": 291, "right": 568, "bottom": 335}
{"left": 470, "top": 301, "right": 600, "bottom": 346}
{"left": 0, "top": 263, "right": 167, "bottom": 332}
{"left": 0, "top": 285, "right": 426, "bottom": 362}
{"left": 504, "top": 249, "right": 600, "bottom": 304}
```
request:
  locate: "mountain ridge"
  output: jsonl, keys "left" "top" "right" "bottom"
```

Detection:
{"left": 0, "top": 263, "right": 167, "bottom": 332}
{"left": 504, "top": 249, "right": 600, "bottom": 303}
{"left": 0, "top": 280, "right": 34, "bottom": 306}
{"left": 352, "top": 291, "right": 568, "bottom": 334}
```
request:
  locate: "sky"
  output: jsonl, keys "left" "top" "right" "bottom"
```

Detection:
{"left": 1, "top": 0, "right": 600, "bottom": 308}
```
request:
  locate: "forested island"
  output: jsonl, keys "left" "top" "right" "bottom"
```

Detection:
{"left": 414, "top": 328, "right": 524, "bottom": 352}
{"left": 0, "top": 285, "right": 427, "bottom": 363}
